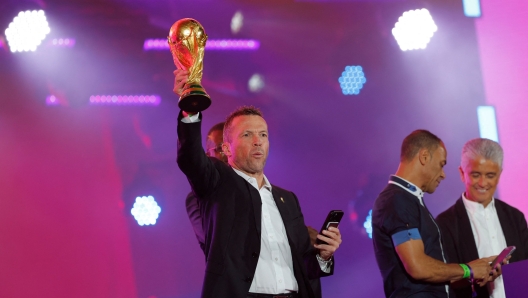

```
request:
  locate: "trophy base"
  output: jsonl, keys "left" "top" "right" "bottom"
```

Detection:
{"left": 178, "top": 84, "right": 211, "bottom": 113}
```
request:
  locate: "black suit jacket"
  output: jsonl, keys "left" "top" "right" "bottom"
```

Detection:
{"left": 177, "top": 112, "right": 331, "bottom": 298}
{"left": 186, "top": 191, "right": 324, "bottom": 298}
{"left": 436, "top": 197, "right": 528, "bottom": 298}
{"left": 186, "top": 191, "right": 206, "bottom": 253}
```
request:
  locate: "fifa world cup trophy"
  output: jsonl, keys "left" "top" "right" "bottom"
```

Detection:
{"left": 168, "top": 18, "right": 211, "bottom": 112}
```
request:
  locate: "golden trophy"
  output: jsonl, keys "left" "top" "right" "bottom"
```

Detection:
{"left": 168, "top": 18, "right": 211, "bottom": 112}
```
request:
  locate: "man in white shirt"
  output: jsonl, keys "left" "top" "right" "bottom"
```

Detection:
{"left": 184, "top": 122, "right": 324, "bottom": 298}
{"left": 175, "top": 69, "right": 341, "bottom": 298}
{"left": 436, "top": 138, "right": 528, "bottom": 298}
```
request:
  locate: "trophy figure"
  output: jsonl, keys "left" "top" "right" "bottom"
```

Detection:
{"left": 168, "top": 18, "right": 211, "bottom": 112}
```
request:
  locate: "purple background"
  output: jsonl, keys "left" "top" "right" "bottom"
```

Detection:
{"left": 0, "top": 0, "right": 526, "bottom": 297}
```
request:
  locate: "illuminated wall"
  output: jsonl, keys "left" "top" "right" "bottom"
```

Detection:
{"left": 475, "top": 1, "right": 528, "bottom": 213}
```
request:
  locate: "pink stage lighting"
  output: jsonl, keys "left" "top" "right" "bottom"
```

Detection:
{"left": 50, "top": 38, "right": 76, "bottom": 48}
{"left": 89, "top": 95, "right": 161, "bottom": 106}
{"left": 46, "top": 95, "right": 60, "bottom": 105}
{"left": 143, "top": 39, "right": 260, "bottom": 51}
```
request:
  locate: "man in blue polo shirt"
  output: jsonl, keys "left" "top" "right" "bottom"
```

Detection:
{"left": 372, "top": 130, "right": 496, "bottom": 297}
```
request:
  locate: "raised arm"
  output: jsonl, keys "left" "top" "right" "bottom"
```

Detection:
{"left": 176, "top": 111, "right": 220, "bottom": 198}
{"left": 174, "top": 66, "right": 222, "bottom": 197}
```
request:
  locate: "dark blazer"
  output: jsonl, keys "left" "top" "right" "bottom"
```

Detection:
{"left": 186, "top": 191, "right": 324, "bottom": 298}
{"left": 177, "top": 112, "right": 332, "bottom": 298}
{"left": 186, "top": 192, "right": 206, "bottom": 253}
{"left": 436, "top": 197, "right": 528, "bottom": 298}
{"left": 185, "top": 192, "right": 323, "bottom": 298}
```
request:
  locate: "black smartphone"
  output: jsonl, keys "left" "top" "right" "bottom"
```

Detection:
{"left": 490, "top": 246, "right": 516, "bottom": 271}
{"left": 315, "top": 210, "right": 344, "bottom": 245}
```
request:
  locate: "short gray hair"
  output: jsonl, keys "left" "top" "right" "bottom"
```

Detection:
{"left": 461, "top": 138, "right": 504, "bottom": 169}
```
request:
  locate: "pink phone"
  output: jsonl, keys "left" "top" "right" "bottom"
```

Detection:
{"left": 491, "top": 246, "right": 516, "bottom": 271}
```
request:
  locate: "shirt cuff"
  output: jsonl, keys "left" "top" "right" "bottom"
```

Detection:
{"left": 316, "top": 254, "right": 333, "bottom": 273}
{"left": 180, "top": 112, "right": 200, "bottom": 123}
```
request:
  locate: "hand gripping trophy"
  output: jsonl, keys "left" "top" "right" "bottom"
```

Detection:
{"left": 168, "top": 18, "right": 211, "bottom": 112}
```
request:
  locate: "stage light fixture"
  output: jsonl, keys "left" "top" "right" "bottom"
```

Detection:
{"left": 363, "top": 209, "right": 373, "bottom": 239}
{"left": 231, "top": 11, "right": 244, "bottom": 34}
{"left": 5, "top": 10, "right": 51, "bottom": 53}
{"left": 143, "top": 39, "right": 260, "bottom": 51}
{"left": 392, "top": 9, "right": 438, "bottom": 51}
{"left": 338, "top": 66, "right": 366, "bottom": 95}
{"left": 248, "top": 73, "right": 265, "bottom": 93}
{"left": 50, "top": 38, "right": 76, "bottom": 48}
{"left": 131, "top": 196, "right": 161, "bottom": 226}
{"left": 477, "top": 106, "right": 499, "bottom": 142}
{"left": 463, "top": 0, "right": 481, "bottom": 17}
{"left": 89, "top": 95, "right": 161, "bottom": 106}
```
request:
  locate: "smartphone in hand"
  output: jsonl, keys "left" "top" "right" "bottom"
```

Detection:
{"left": 315, "top": 210, "right": 344, "bottom": 245}
{"left": 490, "top": 246, "right": 516, "bottom": 272}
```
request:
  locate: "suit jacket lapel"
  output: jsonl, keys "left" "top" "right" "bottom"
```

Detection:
{"left": 270, "top": 187, "right": 314, "bottom": 298}
{"left": 495, "top": 200, "right": 519, "bottom": 262}
{"left": 232, "top": 170, "right": 262, "bottom": 237}
{"left": 248, "top": 184, "right": 262, "bottom": 237}
{"left": 455, "top": 197, "right": 480, "bottom": 261}
{"left": 271, "top": 187, "right": 298, "bottom": 249}
{"left": 271, "top": 187, "right": 291, "bottom": 227}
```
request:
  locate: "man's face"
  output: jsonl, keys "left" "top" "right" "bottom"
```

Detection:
{"left": 423, "top": 144, "right": 447, "bottom": 194}
{"left": 223, "top": 115, "right": 269, "bottom": 175}
{"left": 459, "top": 156, "right": 501, "bottom": 206}
{"left": 205, "top": 129, "right": 227, "bottom": 163}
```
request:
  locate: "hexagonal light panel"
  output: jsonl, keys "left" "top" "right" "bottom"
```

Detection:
{"left": 131, "top": 196, "right": 161, "bottom": 226}
{"left": 392, "top": 8, "right": 438, "bottom": 51}
{"left": 5, "top": 10, "right": 51, "bottom": 53}
{"left": 338, "top": 66, "right": 367, "bottom": 95}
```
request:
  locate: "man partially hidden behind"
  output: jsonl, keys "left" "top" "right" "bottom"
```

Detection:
{"left": 175, "top": 67, "right": 341, "bottom": 298}
{"left": 372, "top": 130, "right": 496, "bottom": 298}
{"left": 436, "top": 138, "right": 528, "bottom": 298}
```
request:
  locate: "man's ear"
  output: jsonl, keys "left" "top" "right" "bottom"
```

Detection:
{"left": 222, "top": 142, "right": 231, "bottom": 157}
{"left": 458, "top": 166, "right": 465, "bottom": 183}
{"left": 418, "top": 148, "right": 429, "bottom": 165}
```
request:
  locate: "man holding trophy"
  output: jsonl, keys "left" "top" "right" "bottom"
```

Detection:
{"left": 171, "top": 18, "right": 341, "bottom": 298}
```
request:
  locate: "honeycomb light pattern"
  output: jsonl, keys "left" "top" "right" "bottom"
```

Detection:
{"left": 5, "top": 10, "right": 51, "bottom": 52}
{"left": 338, "top": 66, "right": 367, "bottom": 95}
{"left": 131, "top": 196, "right": 161, "bottom": 226}
{"left": 392, "top": 8, "right": 438, "bottom": 51}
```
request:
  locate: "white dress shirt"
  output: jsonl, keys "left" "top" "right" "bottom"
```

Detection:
{"left": 233, "top": 168, "right": 298, "bottom": 294}
{"left": 462, "top": 193, "right": 507, "bottom": 298}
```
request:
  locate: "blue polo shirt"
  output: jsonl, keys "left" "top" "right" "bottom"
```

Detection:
{"left": 372, "top": 176, "right": 449, "bottom": 298}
